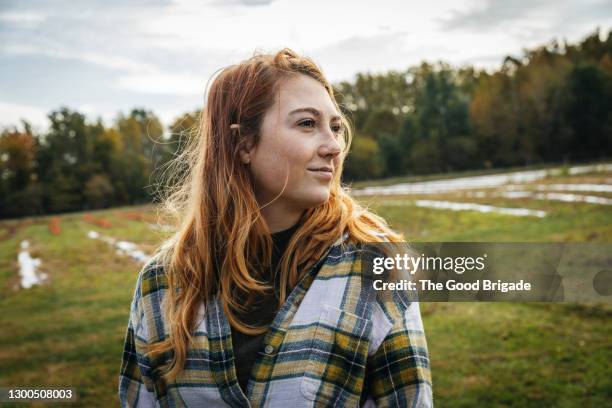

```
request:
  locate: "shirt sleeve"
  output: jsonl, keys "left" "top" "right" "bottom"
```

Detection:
{"left": 118, "top": 271, "right": 160, "bottom": 408}
{"left": 364, "top": 301, "right": 433, "bottom": 407}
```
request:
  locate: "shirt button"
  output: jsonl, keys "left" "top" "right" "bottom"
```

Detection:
{"left": 264, "top": 345, "right": 274, "bottom": 355}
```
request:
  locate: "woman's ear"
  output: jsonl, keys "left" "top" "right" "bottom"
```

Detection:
{"left": 238, "top": 138, "right": 255, "bottom": 165}
{"left": 239, "top": 148, "right": 251, "bottom": 165}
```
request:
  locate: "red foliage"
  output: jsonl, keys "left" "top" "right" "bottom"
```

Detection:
{"left": 114, "top": 210, "right": 155, "bottom": 223}
{"left": 49, "top": 217, "right": 61, "bottom": 235}
{"left": 115, "top": 211, "right": 147, "bottom": 221}
{"left": 83, "top": 214, "right": 112, "bottom": 228}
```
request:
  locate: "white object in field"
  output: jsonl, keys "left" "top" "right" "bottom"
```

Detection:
{"left": 115, "top": 240, "right": 149, "bottom": 263}
{"left": 505, "top": 184, "right": 612, "bottom": 193}
{"left": 18, "top": 240, "right": 47, "bottom": 289}
{"left": 413, "top": 200, "right": 547, "bottom": 218}
{"left": 534, "top": 192, "right": 612, "bottom": 205}
{"left": 353, "top": 163, "right": 612, "bottom": 196}
{"left": 87, "top": 231, "right": 149, "bottom": 263}
{"left": 468, "top": 191, "right": 612, "bottom": 205}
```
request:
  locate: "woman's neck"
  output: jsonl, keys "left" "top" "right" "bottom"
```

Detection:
{"left": 260, "top": 204, "right": 303, "bottom": 233}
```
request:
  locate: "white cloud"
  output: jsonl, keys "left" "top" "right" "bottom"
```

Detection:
{"left": 114, "top": 71, "right": 206, "bottom": 96}
{"left": 0, "top": 0, "right": 610, "bottom": 130}
{"left": 0, "top": 11, "right": 46, "bottom": 26}
{"left": 2, "top": 43, "right": 152, "bottom": 73}
{"left": 0, "top": 101, "right": 48, "bottom": 130}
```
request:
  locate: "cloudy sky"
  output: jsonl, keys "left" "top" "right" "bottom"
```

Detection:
{"left": 1, "top": 0, "right": 611, "bottom": 131}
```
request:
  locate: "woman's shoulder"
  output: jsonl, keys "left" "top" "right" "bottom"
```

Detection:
{"left": 131, "top": 254, "right": 169, "bottom": 309}
{"left": 129, "top": 255, "right": 170, "bottom": 343}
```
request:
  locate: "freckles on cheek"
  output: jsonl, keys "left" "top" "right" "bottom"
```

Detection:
{"left": 282, "top": 141, "right": 304, "bottom": 159}
{"left": 277, "top": 146, "right": 305, "bottom": 174}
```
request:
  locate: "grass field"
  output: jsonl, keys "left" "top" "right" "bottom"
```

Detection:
{"left": 0, "top": 167, "right": 611, "bottom": 407}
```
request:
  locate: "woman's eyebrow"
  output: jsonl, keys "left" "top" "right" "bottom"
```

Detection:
{"left": 289, "top": 107, "right": 341, "bottom": 121}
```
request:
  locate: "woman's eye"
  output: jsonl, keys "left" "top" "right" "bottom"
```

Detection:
{"left": 299, "top": 120, "right": 343, "bottom": 135}
{"left": 299, "top": 119, "right": 316, "bottom": 128}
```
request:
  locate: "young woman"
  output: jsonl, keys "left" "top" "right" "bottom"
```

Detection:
{"left": 119, "top": 48, "right": 432, "bottom": 407}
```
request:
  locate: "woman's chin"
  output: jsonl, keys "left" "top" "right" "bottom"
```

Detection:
{"left": 300, "top": 189, "right": 331, "bottom": 208}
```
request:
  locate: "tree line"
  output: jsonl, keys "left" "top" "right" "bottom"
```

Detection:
{"left": 1, "top": 28, "right": 610, "bottom": 218}
{"left": 338, "top": 29, "right": 612, "bottom": 179}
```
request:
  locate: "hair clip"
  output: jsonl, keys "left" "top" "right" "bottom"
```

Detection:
{"left": 229, "top": 124, "right": 240, "bottom": 130}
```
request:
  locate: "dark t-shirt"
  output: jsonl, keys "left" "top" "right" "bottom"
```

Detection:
{"left": 230, "top": 222, "right": 300, "bottom": 394}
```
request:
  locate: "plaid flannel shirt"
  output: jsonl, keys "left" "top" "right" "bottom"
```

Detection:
{"left": 118, "top": 234, "right": 433, "bottom": 407}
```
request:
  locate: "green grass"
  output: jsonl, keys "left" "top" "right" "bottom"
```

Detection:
{"left": 0, "top": 170, "right": 611, "bottom": 407}
{"left": 0, "top": 207, "right": 166, "bottom": 407}
{"left": 421, "top": 302, "right": 611, "bottom": 407}
{"left": 368, "top": 197, "right": 612, "bottom": 242}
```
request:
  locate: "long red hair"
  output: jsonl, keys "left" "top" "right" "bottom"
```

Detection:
{"left": 147, "top": 48, "right": 402, "bottom": 382}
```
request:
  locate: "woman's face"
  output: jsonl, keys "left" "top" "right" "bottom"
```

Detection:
{"left": 245, "top": 74, "right": 343, "bottom": 225}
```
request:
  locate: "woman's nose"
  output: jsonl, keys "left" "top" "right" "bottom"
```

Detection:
{"left": 319, "top": 128, "right": 342, "bottom": 158}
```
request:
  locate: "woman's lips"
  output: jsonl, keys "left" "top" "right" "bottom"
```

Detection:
{"left": 307, "top": 168, "right": 333, "bottom": 180}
